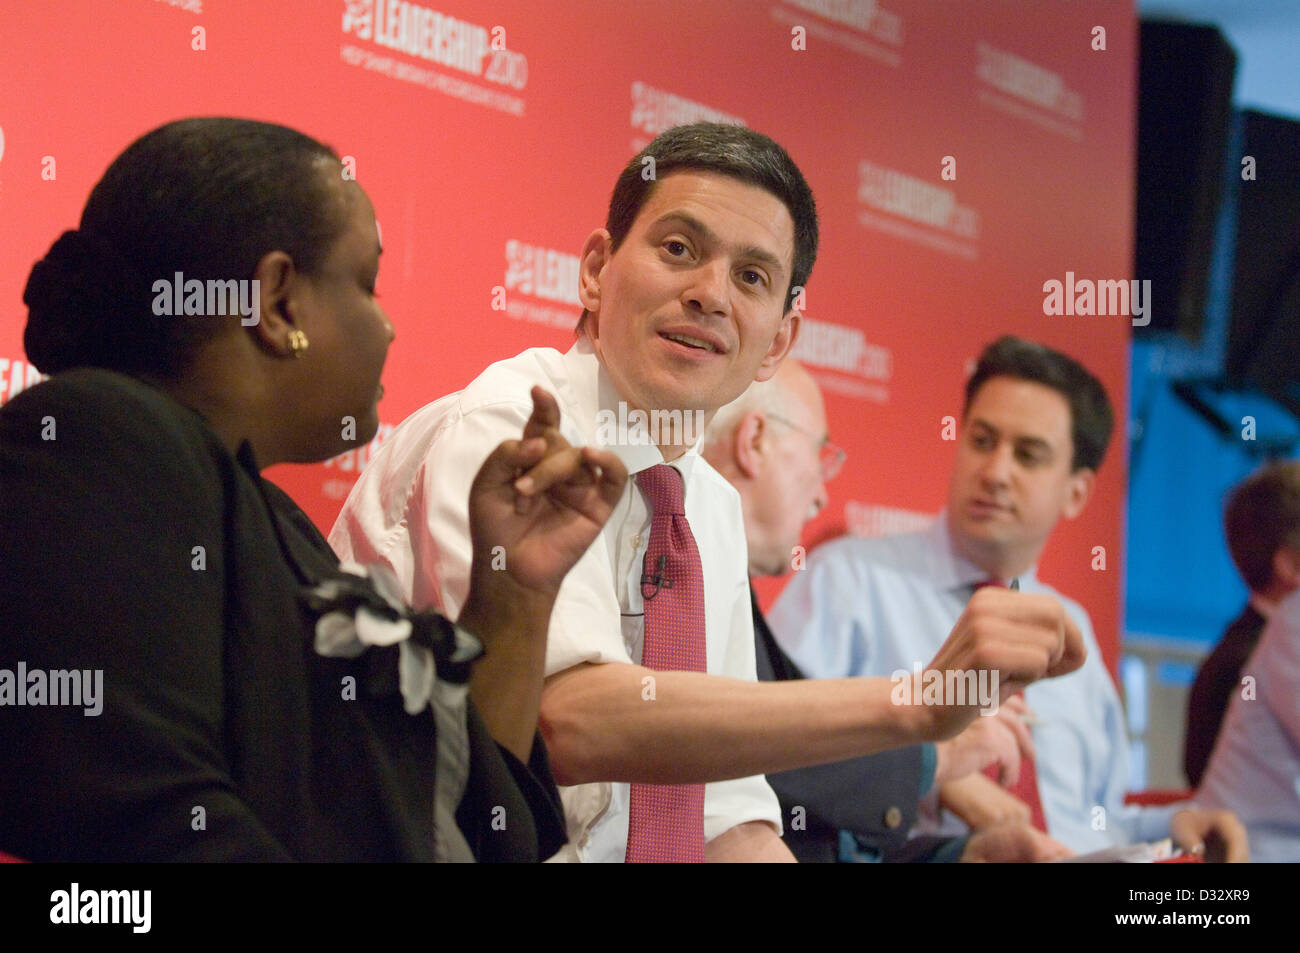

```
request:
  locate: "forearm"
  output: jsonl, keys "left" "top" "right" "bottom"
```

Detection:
{"left": 539, "top": 662, "right": 940, "bottom": 785}
{"left": 937, "top": 773, "right": 1030, "bottom": 829}
{"left": 457, "top": 563, "right": 556, "bottom": 764}
{"left": 705, "top": 820, "right": 796, "bottom": 862}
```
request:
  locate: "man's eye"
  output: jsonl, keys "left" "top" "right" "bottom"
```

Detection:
{"left": 740, "top": 270, "right": 765, "bottom": 287}
{"left": 665, "top": 240, "right": 689, "bottom": 257}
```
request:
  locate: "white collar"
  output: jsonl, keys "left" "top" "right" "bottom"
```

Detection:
{"left": 562, "top": 337, "right": 705, "bottom": 482}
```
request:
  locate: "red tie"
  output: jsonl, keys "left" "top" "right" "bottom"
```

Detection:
{"left": 625, "top": 465, "right": 708, "bottom": 863}
{"left": 974, "top": 578, "right": 1049, "bottom": 833}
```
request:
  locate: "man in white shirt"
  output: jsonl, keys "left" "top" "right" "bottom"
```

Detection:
{"left": 331, "top": 124, "right": 1086, "bottom": 861}
{"left": 770, "top": 336, "right": 1247, "bottom": 861}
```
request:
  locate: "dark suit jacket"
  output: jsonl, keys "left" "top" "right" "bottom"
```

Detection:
{"left": 752, "top": 587, "right": 962, "bottom": 862}
{"left": 0, "top": 370, "right": 565, "bottom": 862}
{"left": 1184, "top": 604, "right": 1266, "bottom": 786}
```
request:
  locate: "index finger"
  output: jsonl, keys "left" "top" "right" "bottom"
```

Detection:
{"left": 523, "top": 386, "right": 562, "bottom": 440}
{"left": 582, "top": 445, "right": 628, "bottom": 506}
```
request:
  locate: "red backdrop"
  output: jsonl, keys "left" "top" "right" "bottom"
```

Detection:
{"left": 0, "top": 0, "right": 1134, "bottom": 672}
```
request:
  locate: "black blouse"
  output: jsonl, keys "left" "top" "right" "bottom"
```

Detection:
{"left": 0, "top": 369, "right": 565, "bottom": 862}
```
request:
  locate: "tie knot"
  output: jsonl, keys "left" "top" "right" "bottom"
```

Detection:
{"left": 636, "top": 464, "right": 685, "bottom": 516}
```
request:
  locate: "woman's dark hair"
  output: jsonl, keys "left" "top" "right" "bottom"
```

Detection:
{"left": 23, "top": 118, "right": 347, "bottom": 377}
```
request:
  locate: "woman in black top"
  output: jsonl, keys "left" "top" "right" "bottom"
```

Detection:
{"left": 0, "top": 118, "right": 625, "bottom": 862}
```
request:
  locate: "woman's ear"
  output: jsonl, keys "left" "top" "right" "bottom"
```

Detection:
{"left": 249, "top": 251, "right": 302, "bottom": 357}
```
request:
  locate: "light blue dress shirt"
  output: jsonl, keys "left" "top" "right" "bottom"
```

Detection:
{"left": 1198, "top": 588, "right": 1300, "bottom": 861}
{"left": 767, "top": 514, "right": 1181, "bottom": 853}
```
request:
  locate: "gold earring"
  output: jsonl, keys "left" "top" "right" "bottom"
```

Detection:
{"left": 288, "top": 330, "right": 309, "bottom": 356}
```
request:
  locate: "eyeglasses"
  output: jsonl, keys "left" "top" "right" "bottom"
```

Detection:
{"left": 764, "top": 412, "right": 846, "bottom": 482}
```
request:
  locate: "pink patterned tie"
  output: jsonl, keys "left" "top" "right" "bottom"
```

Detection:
{"left": 625, "top": 464, "right": 707, "bottom": 863}
{"left": 974, "top": 578, "right": 1048, "bottom": 833}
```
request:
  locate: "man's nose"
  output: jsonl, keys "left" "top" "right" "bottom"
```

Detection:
{"left": 979, "top": 442, "right": 1014, "bottom": 485}
{"left": 683, "top": 259, "right": 731, "bottom": 315}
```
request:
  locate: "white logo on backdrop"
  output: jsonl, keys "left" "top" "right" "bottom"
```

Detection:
{"left": 772, "top": 0, "right": 903, "bottom": 67}
{"left": 498, "top": 240, "right": 581, "bottom": 331}
{"left": 792, "top": 319, "right": 893, "bottom": 404}
{"left": 845, "top": 502, "right": 934, "bottom": 538}
{"left": 975, "top": 41, "right": 1084, "bottom": 140}
{"left": 343, "top": 0, "right": 374, "bottom": 40}
{"left": 856, "top": 159, "right": 980, "bottom": 260}
{"left": 504, "top": 240, "right": 580, "bottom": 306}
{"left": 630, "top": 82, "right": 745, "bottom": 137}
{"left": 339, "top": 0, "right": 528, "bottom": 115}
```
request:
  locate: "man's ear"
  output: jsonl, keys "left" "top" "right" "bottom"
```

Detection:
{"left": 578, "top": 228, "right": 612, "bottom": 337}
{"left": 733, "top": 411, "right": 767, "bottom": 480}
{"left": 249, "top": 250, "right": 302, "bottom": 358}
{"left": 1061, "top": 467, "right": 1096, "bottom": 520}
{"left": 1271, "top": 545, "right": 1300, "bottom": 589}
{"left": 753, "top": 309, "right": 801, "bottom": 383}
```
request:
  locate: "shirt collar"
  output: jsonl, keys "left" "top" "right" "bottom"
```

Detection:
{"left": 562, "top": 337, "right": 704, "bottom": 481}
{"left": 931, "top": 510, "right": 1042, "bottom": 595}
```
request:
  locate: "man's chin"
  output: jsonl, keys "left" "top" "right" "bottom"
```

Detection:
{"left": 955, "top": 517, "right": 1016, "bottom": 551}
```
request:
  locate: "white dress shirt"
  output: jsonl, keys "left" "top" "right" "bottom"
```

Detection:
{"left": 329, "top": 337, "right": 781, "bottom": 861}
{"left": 1199, "top": 588, "right": 1300, "bottom": 861}
{"left": 766, "top": 515, "right": 1182, "bottom": 853}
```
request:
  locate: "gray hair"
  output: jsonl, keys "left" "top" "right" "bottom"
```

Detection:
{"left": 703, "top": 375, "right": 787, "bottom": 449}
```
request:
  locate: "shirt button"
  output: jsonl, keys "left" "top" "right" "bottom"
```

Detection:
{"left": 631, "top": 534, "right": 642, "bottom": 548}
{"left": 883, "top": 806, "right": 903, "bottom": 829}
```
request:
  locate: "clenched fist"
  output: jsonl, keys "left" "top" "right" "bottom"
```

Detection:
{"left": 920, "top": 587, "right": 1085, "bottom": 740}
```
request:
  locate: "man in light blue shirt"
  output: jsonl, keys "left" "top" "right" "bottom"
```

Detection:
{"left": 1198, "top": 587, "right": 1300, "bottom": 861}
{"left": 770, "top": 336, "right": 1247, "bottom": 861}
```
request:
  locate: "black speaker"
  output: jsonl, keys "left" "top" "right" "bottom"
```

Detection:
{"left": 1225, "top": 110, "right": 1300, "bottom": 411}
{"left": 1135, "top": 20, "right": 1237, "bottom": 342}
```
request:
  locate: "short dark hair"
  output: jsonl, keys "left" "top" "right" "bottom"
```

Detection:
{"left": 23, "top": 118, "right": 348, "bottom": 378}
{"left": 962, "top": 336, "right": 1114, "bottom": 472}
{"left": 576, "top": 121, "right": 818, "bottom": 335}
{"left": 1224, "top": 461, "right": 1300, "bottom": 592}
